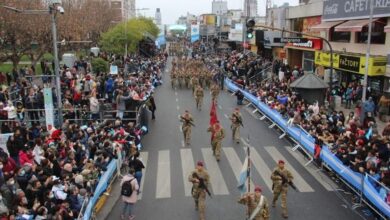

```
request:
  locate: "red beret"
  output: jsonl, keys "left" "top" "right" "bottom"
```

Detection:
{"left": 254, "top": 185, "right": 262, "bottom": 192}
{"left": 197, "top": 161, "right": 204, "bottom": 167}
{"left": 278, "top": 160, "right": 285, "bottom": 164}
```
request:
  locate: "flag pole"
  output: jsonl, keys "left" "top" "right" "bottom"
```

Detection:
{"left": 246, "top": 135, "right": 251, "bottom": 220}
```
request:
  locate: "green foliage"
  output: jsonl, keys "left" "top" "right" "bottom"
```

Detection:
{"left": 91, "top": 58, "right": 109, "bottom": 74}
{"left": 99, "top": 18, "right": 159, "bottom": 54}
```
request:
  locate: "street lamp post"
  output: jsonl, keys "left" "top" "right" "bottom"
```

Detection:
{"left": 50, "top": 6, "right": 63, "bottom": 127}
{"left": 2, "top": 1, "right": 65, "bottom": 126}
{"left": 362, "top": 0, "right": 374, "bottom": 102}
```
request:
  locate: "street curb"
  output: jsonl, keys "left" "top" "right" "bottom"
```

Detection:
{"left": 96, "top": 178, "right": 121, "bottom": 220}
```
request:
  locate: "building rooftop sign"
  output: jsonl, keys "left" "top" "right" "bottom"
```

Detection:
{"left": 323, "top": 0, "right": 390, "bottom": 21}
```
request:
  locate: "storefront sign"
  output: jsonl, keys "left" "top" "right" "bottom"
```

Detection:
{"left": 315, "top": 51, "right": 340, "bottom": 68}
{"left": 287, "top": 39, "right": 323, "bottom": 50}
{"left": 274, "top": 38, "right": 309, "bottom": 43}
{"left": 315, "top": 51, "right": 387, "bottom": 76}
{"left": 323, "top": 0, "right": 390, "bottom": 21}
{"left": 339, "top": 55, "right": 360, "bottom": 72}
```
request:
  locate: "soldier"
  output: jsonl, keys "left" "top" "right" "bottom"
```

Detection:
{"left": 185, "top": 71, "right": 191, "bottom": 89}
{"left": 238, "top": 186, "right": 270, "bottom": 220}
{"left": 180, "top": 110, "right": 194, "bottom": 145}
{"left": 194, "top": 85, "right": 204, "bottom": 110}
{"left": 188, "top": 161, "right": 210, "bottom": 220}
{"left": 230, "top": 108, "right": 243, "bottom": 144}
{"left": 207, "top": 121, "right": 225, "bottom": 162}
{"left": 210, "top": 83, "right": 220, "bottom": 102}
{"left": 191, "top": 75, "right": 199, "bottom": 95}
{"left": 271, "top": 160, "right": 293, "bottom": 219}
{"left": 171, "top": 70, "right": 177, "bottom": 89}
{"left": 178, "top": 70, "right": 185, "bottom": 89}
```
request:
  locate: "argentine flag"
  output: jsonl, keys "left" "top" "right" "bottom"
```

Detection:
{"left": 365, "top": 127, "right": 373, "bottom": 140}
{"left": 237, "top": 156, "right": 249, "bottom": 194}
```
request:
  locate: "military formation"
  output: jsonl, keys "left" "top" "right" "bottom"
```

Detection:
{"left": 167, "top": 48, "right": 294, "bottom": 220}
{"left": 168, "top": 42, "right": 187, "bottom": 57}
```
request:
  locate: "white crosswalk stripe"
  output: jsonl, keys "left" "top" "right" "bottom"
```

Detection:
{"left": 180, "top": 149, "right": 196, "bottom": 196}
{"left": 223, "top": 147, "right": 254, "bottom": 192}
{"left": 156, "top": 150, "right": 171, "bottom": 198}
{"left": 138, "top": 152, "right": 148, "bottom": 200}
{"left": 265, "top": 147, "right": 315, "bottom": 192}
{"left": 284, "top": 146, "right": 337, "bottom": 191}
{"left": 201, "top": 148, "right": 229, "bottom": 195}
{"left": 139, "top": 145, "right": 338, "bottom": 199}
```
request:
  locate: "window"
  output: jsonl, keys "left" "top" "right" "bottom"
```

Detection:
{"left": 303, "top": 51, "right": 315, "bottom": 73}
{"left": 356, "top": 19, "right": 386, "bottom": 44}
{"left": 329, "top": 27, "right": 351, "bottom": 42}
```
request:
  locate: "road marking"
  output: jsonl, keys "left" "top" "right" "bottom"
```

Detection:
{"left": 181, "top": 140, "right": 185, "bottom": 148}
{"left": 241, "top": 140, "right": 273, "bottom": 191}
{"left": 176, "top": 98, "right": 178, "bottom": 102}
{"left": 177, "top": 105, "right": 180, "bottom": 110}
{"left": 175, "top": 91, "right": 178, "bottom": 96}
{"left": 201, "top": 148, "right": 229, "bottom": 195}
{"left": 284, "top": 146, "right": 337, "bottom": 191}
{"left": 156, "top": 150, "right": 171, "bottom": 198}
{"left": 218, "top": 105, "right": 222, "bottom": 110}
{"left": 179, "top": 125, "right": 182, "bottom": 132}
{"left": 265, "top": 147, "right": 314, "bottom": 192}
{"left": 180, "top": 149, "right": 195, "bottom": 196}
{"left": 224, "top": 114, "right": 229, "bottom": 119}
{"left": 138, "top": 152, "right": 148, "bottom": 200}
{"left": 223, "top": 147, "right": 254, "bottom": 192}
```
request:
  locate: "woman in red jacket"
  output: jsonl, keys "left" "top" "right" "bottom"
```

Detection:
{"left": 19, "top": 148, "right": 34, "bottom": 166}
{"left": 2, "top": 157, "right": 17, "bottom": 177}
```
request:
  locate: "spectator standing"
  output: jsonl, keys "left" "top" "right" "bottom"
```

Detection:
{"left": 362, "top": 97, "right": 376, "bottom": 122}
{"left": 128, "top": 152, "right": 145, "bottom": 193}
{"left": 378, "top": 95, "right": 390, "bottom": 122}
{"left": 89, "top": 92, "right": 100, "bottom": 121}
{"left": 120, "top": 168, "right": 139, "bottom": 220}
{"left": 24, "top": 89, "right": 39, "bottom": 123}
{"left": 116, "top": 90, "right": 131, "bottom": 120}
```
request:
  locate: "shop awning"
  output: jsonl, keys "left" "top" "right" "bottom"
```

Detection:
{"left": 334, "top": 19, "right": 378, "bottom": 32}
{"left": 310, "top": 21, "right": 345, "bottom": 31}
{"left": 385, "top": 25, "right": 390, "bottom": 33}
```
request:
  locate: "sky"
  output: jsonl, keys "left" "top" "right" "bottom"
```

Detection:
{"left": 138, "top": 0, "right": 299, "bottom": 25}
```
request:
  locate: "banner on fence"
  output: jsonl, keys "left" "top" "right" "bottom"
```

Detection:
{"left": 43, "top": 88, "right": 55, "bottom": 130}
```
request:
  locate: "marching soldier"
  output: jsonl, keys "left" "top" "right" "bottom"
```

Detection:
{"left": 185, "top": 72, "right": 191, "bottom": 89}
{"left": 210, "top": 83, "right": 220, "bottom": 102}
{"left": 238, "top": 186, "right": 270, "bottom": 220}
{"left": 271, "top": 160, "right": 293, "bottom": 219}
{"left": 194, "top": 85, "right": 204, "bottom": 110}
{"left": 171, "top": 70, "right": 177, "bottom": 89}
{"left": 191, "top": 75, "right": 199, "bottom": 95}
{"left": 207, "top": 121, "right": 225, "bottom": 162}
{"left": 188, "top": 161, "right": 210, "bottom": 220}
{"left": 230, "top": 108, "right": 243, "bottom": 144}
{"left": 180, "top": 110, "right": 194, "bottom": 145}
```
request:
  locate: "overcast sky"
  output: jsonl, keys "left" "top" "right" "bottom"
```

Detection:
{"left": 138, "top": 0, "right": 299, "bottom": 24}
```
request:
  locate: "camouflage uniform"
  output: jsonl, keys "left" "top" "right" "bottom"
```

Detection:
{"left": 271, "top": 166, "right": 293, "bottom": 218}
{"left": 238, "top": 193, "right": 270, "bottom": 220}
{"left": 207, "top": 123, "right": 225, "bottom": 161}
{"left": 181, "top": 112, "right": 194, "bottom": 145}
{"left": 188, "top": 168, "right": 210, "bottom": 220}
{"left": 194, "top": 86, "right": 204, "bottom": 110}
{"left": 211, "top": 84, "right": 220, "bottom": 102}
{"left": 230, "top": 111, "right": 242, "bottom": 143}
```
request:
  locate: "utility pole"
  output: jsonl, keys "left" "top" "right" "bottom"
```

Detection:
{"left": 362, "top": 0, "right": 374, "bottom": 102}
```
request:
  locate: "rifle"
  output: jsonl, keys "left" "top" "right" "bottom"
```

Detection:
{"left": 274, "top": 170, "right": 298, "bottom": 191}
{"left": 192, "top": 172, "right": 212, "bottom": 197}
{"left": 180, "top": 116, "right": 195, "bottom": 127}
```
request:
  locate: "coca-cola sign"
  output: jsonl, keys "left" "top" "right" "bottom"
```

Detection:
{"left": 323, "top": 0, "right": 390, "bottom": 21}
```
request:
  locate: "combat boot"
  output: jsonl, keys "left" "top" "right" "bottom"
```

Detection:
{"left": 195, "top": 201, "right": 199, "bottom": 210}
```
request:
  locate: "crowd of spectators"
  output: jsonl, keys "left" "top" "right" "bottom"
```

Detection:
{"left": 222, "top": 52, "right": 390, "bottom": 206}
{"left": 0, "top": 51, "right": 166, "bottom": 219}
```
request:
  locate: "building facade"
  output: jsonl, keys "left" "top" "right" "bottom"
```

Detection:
{"left": 212, "top": 0, "right": 228, "bottom": 15}
{"left": 244, "top": 0, "right": 258, "bottom": 18}
{"left": 110, "top": 0, "right": 136, "bottom": 22}
{"left": 155, "top": 8, "right": 162, "bottom": 25}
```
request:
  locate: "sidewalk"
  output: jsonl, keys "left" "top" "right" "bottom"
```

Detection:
{"left": 334, "top": 96, "right": 386, "bottom": 134}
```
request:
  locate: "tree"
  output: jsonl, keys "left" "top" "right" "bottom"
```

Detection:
{"left": 99, "top": 18, "right": 159, "bottom": 55}
{"left": 91, "top": 57, "right": 109, "bottom": 74}
{"left": 0, "top": 0, "right": 115, "bottom": 70}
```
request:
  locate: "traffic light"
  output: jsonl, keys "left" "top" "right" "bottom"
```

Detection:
{"left": 246, "top": 19, "right": 255, "bottom": 39}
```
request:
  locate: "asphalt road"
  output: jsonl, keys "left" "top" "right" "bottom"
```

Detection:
{"left": 106, "top": 57, "right": 364, "bottom": 220}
